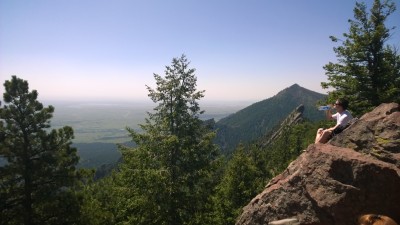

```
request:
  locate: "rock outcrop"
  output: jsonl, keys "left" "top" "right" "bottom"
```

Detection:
{"left": 236, "top": 103, "right": 400, "bottom": 225}
{"left": 262, "top": 104, "right": 304, "bottom": 147}
{"left": 330, "top": 102, "right": 400, "bottom": 167}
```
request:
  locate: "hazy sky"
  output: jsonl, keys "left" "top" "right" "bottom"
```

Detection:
{"left": 1, "top": 0, "right": 399, "bottom": 102}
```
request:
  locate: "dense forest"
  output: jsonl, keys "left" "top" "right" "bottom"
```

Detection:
{"left": 1, "top": 0, "right": 400, "bottom": 224}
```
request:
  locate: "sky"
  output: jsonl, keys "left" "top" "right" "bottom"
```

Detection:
{"left": 1, "top": 0, "right": 399, "bottom": 103}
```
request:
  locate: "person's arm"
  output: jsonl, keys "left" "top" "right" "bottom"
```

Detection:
{"left": 324, "top": 107, "right": 338, "bottom": 131}
{"left": 325, "top": 123, "right": 340, "bottom": 132}
{"left": 326, "top": 106, "right": 334, "bottom": 121}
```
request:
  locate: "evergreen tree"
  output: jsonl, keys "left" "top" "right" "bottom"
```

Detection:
{"left": 211, "top": 144, "right": 261, "bottom": 225}
{"left": 322, "top": 0, "right": 400, "bottom": 116}
{"left": 262, "top": 121, "right": 317, "bottom": 177}
{"left": 0, "top": 76, "right": 83, "bottom": 225}
{"left": 79, "top": 174, "right": 118, "bottom": 225}
{"left": 116, "top": 55, "right": 220, "bottom": 225}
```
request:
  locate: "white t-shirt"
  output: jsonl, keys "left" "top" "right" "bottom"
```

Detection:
{"left": 332, "top": 110, "right": 353, "bottom": 127}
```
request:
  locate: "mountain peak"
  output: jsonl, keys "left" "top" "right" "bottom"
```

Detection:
{"left": 284, "top": 83, "right": 302, "bottom": 90}
{"left": 275, "top": 84, "right": 321, "bottom": 99}
{"left": 289, "top": 83, "right": 301, "bottom": 88}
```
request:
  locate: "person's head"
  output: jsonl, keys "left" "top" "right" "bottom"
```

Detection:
{"left": 334, "top": 98, "right": 349, "bottom": 111}
{"left": 358, "top": 214, "right": 399, "bottom": 225}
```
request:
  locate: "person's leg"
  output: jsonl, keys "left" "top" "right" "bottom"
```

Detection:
{"left": 315, "top": 128, "right": 324, "bottom": 143}
{"left": 315, "top": 130, "right": 332, "bottom": 144}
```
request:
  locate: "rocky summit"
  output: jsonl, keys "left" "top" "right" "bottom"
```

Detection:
{"left": 236, "top": 103, "right": 400, "bottom": 225}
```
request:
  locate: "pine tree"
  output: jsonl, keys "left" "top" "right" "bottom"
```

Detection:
{"left": 79, "top": 174, "right": 117, "bottom": 225}
{"left": 116, "top": 55, "right": 220, "bottom": 225}
{"left": 0, "top": 76, "right": 82, "bottom": 225}
{"left": 211, "top": 144, "right": 261, "bottom": 225}
{"left": 322, "top": 0, "right": 400, "bottom": 116}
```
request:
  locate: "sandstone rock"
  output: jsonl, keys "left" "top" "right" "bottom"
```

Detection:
{"left": 236, "top": 103, "right": 400, "bottom": 225}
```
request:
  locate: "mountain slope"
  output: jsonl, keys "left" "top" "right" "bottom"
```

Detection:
{"left": 214, "top": 84, "right": 326, "bottom": 154}
{"left": 260, "top": 104, "right": 305, "bottom": 148}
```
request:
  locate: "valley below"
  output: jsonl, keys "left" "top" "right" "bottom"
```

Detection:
{"left": 48, "top": 100, "right": 251, "bottom": 168}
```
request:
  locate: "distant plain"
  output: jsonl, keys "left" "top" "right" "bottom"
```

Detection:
{"left": 43, "top": 100, "right": 250, "bottom": 168}
{"left": 49, "top": 100, "right": 251, "bottom": 144}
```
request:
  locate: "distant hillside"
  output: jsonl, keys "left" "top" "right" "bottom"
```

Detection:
{"left": 214, "top": 84, "right": 326, "bottom": 154}
{"left": 74, "top": 142, "right": 121, "bottom": 168}
{"left": 260, "top": 104, "right": 305, "bottom": 148}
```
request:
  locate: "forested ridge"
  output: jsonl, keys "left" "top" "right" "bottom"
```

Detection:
{"left": 1, "top": 0, "right": 400, "bottom": 224}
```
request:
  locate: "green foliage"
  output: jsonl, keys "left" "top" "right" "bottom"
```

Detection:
{"left": 0, "top": 76, "right": 84, "bottom": 225}
{"left": 113, "top": 55, "right": 220, "bottom": 225}
{"left": 322, "top": 0, "right": 400, "bottom": 116}
{"left": 211, "top": 144, "right": 263, "bottom": 225}
{"left": 79, "top": 172, "right": 121, "bottom": 225}
{"left": 210, "top": 120, "right": 320, "bottom": 225}
{"left": 261, "top": 121, "right": 318, "bottom": 176}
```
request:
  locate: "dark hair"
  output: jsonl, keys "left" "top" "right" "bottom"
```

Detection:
{"left": 336, "top": 98, "right": 349, "bottom": 110}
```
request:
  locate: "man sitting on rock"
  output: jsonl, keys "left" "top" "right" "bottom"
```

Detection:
{"left": 315, "top": 98, "right": 353, "bottom": 144}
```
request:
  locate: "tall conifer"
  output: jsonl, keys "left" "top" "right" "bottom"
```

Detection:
{"left": 117, "top": 55, "right": 220, "bottom": 225}
{"left": 0, "top": 76, "right": 82, "bottom": 225}
{"left": 322, "top": 0, "right": 400, "bottom": 116}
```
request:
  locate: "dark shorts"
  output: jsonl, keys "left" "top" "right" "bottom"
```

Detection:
{"left": 330, "top": 125, "right": 346, "bottom": 138}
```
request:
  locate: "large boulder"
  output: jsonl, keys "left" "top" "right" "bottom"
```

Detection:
{"left": 236, "top": 103, "right": 400, "bottom": 225}
{"left": 330, "top": 102, "right": 400, "bottom": 166}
